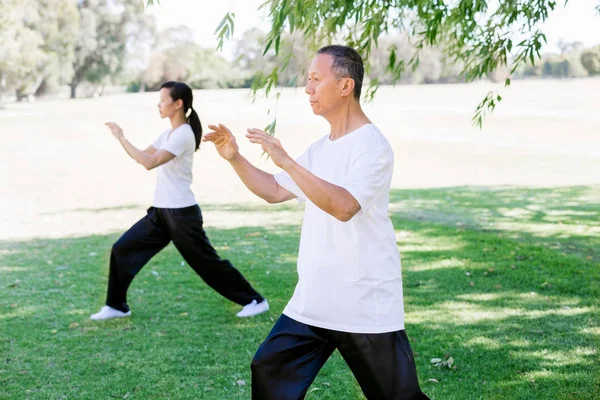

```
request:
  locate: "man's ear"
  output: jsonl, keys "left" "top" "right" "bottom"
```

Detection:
{"left": 341, "top": 77, "right": 355, "bottom": 97}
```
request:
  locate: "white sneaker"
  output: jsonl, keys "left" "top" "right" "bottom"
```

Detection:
{"left": 90, "top": 305, "right": 131, "bottom": 321}
{"left": 236, "top": 299, "right": 269, "bottom": 318}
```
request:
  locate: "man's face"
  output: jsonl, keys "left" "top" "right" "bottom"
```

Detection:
{"left": 305, "top": 54, "right": 349, "bottom": 116}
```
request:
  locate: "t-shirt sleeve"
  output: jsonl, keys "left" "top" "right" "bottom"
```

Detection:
{"left": 342, "top": 148, "right": 393, "bottom": 214}
{"left": 151, "top": 131, "right": 166, "bottom": 150}
{"left": 162, "top": 128, "right": 194, "bottom": 157}
{"left": 274, "top": 146, "right": 312, "bottom": 203}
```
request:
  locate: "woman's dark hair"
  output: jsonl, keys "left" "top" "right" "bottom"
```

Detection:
{"left": 160, "top": 81, "right": 202, "bottom": 151}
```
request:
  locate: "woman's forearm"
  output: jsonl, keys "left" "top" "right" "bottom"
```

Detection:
{"left": 118, "top": 137, "right": 154, "bottom": 169}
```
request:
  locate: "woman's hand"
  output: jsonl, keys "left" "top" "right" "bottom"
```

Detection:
{"left": 105, "top": 122, "right": 125, "bottom": 141}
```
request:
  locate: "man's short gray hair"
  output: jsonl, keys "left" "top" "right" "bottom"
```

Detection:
{"left": 317, "top": 45, "right": 364, "bottom": 100}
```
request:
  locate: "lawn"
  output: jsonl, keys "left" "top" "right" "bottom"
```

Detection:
{"left": 1, "top": 186, "right": 599, "bottom": 399}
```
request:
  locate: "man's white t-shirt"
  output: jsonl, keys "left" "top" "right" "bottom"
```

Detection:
{"left": 274, "top": 124, "right": 404, "bottom": 334}
{"left": 151, "top": 124, "right": 197, "bottom": 208}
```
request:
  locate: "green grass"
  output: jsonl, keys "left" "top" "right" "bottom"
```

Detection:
{"left": 1, "top": 186, "right": 599, "bottom": 399}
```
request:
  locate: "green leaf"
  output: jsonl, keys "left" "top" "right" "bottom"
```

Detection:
{"left": 264, "top": 119, "right": 277, "bottom": 136}
{"left": 227, "top": 13, "right": 236, "bottom": 36}
{"left": 239, "top": 0, "right": 568, "bottom": 128}
{"left": 214, "top": 14, "right": 229, "bottom": 35}
{"left": 263, "top": 38, "right": 274, "bottom": 56}
{"left": 388, "top": 49, "right": 396, "bottom": 71}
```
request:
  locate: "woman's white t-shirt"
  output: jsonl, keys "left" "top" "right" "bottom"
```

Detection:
{"left": 151, "top": 124, "right": 197, "bottom": 208}
{"left": 274, "top": 124, "right": 405, "bottom": 334}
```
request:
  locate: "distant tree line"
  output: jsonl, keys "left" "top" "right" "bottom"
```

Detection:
{"left": 1, "top": 1, "right": 598, "bottom": 106}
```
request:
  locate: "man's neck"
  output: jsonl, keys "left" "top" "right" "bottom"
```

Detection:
{"left": 326, "top": 102, "right": 371, "bottom": 140}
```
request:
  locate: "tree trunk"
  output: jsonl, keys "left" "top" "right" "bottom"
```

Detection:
{"left": 0, "top": 70, "right": 4, "bottom": 106}
{"left": 30, "top": 76, "right": 43, "bottom": 96}
{"left": 70, "top": 82, "right": 77, "bottom": 99}
{"left": 35, "top": 79, "right": 48, "bottom": 96}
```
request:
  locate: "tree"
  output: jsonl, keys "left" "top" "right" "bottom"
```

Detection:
{"left": 233, "top": 28, "right": 313, "bottom": 89}
{"left": 556, "top": 39, "right": 585, "bottom": 55}
{"left": 147, "top": 0, "right": 599, "bottom": 127}
{"left": 121, "top": 11, "right": 157, "bottom": 92}
{"left": 34, "top": 0, "right": 79, "bottom": 96}
{"left": 0, "top": 3, "right": 8, "bottom": 105}
{"left": 188, "top": 47, "right": 247, "bottom": 89}
{"left": 249, "top": 0, "right": 600, "bottom": 126}
{"left": 0, "top": 1, "right": 46, "bottom": 102}
{"left": 515, "top": 40, "right": 593, "bottom": 79}
{"left": 541, "top": 54, "right": 588, "bottom": 78}
{"left": 133, "top": 25, "right": 246, "bottom": 91}
{"left": 233, "top": 29, "right": 468, "bottom": 89}
{"left": 0, "top": 0, "right": 79, "bottom": 102}
{"left": 368, "top": 35, "right": 465, "bottom": 85}
{"left": 70, "top": 0, "right": 151, "bottom": 98}
{"left": 581, "top": 46, "right": 600, "bottom": 75}
{"left": 139, "top": 25, "right": 199, "bottom": 89}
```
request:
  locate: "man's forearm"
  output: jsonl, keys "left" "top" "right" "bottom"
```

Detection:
{"left": 229, "top": 155, "right": 283, "bottom": 203}
{"left": 284, "top": 161, "right": 359, "bottom": 221}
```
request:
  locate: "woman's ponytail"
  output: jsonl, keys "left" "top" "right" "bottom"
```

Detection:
{"left": 187, "top": 107, "right": 202, "bottom": 151}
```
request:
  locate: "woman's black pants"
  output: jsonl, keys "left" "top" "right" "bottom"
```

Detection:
{"left": 105, "top": 205, "right": 264, "bottom": 312}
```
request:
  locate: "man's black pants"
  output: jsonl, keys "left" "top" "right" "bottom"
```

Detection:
{"left": 252, "top": 314, "right": 430, "bottom": 400}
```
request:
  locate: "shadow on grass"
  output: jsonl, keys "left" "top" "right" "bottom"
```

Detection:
{"left": 391, "top": 216, "right": 599, "bottom": 399}
{"left": 0, "top": 224, "right": 305, "bottom": 400}
{"left": 41, "top": 202, "right": 303, "bottom": 216}
{"left": 39, "top": 204, "right": 145, "bottom": 215}
{"left": 389, "top": 185, "right": 600, "bottom": 262}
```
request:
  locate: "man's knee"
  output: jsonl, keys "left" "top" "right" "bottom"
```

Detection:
{"left": 251, "top": 344, "right": 280, "bottom": 400}
{"left": 251, "top": 344, "right": 269, "bottom": 377}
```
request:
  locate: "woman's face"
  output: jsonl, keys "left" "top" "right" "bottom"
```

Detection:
{"left": 157, "top": 88, "right": 182, "bottom": 119}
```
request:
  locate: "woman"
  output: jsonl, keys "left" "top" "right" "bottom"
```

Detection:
{"left": 90, "top": 81, "right": 269, "bottom": 320}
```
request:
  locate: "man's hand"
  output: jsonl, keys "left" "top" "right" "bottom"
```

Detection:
{"left": 204, "top": 124, "right": 240, "bottom": 161}
{"left": 246, "top": 128, "right": 294, "bottom": 170}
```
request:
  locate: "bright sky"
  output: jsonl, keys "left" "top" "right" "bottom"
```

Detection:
{"left": 149, "top": 0, "right": 600, "bottom": 58}
{"left": 149, "top": 0, "right": 267, "bottom": 58}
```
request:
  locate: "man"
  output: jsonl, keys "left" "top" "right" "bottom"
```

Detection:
{"left": 203, "top": 45, "right": 429, "bottom": 400}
